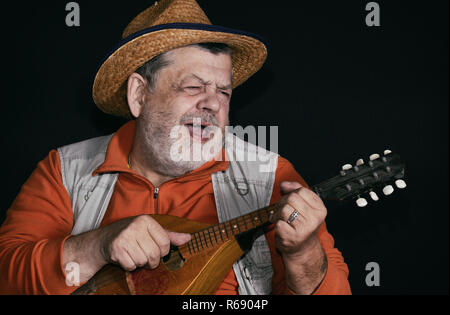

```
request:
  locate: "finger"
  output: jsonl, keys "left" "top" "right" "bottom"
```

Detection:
{"left": 126, "top": 240, "right": 150, "bottom": 268}
{"left": 136, "top": 236, "right": 161, "bottom": 269}
{"left": 297, "top": 187, "right": 325, "bottom": 209}
{"left": 118, "top": 250, "right": 137, "bottom": 271}
{"left": 271, "top": 203, "right": 301, "bottom": 230}
{"left": 283, "top": 192, "right": 310, "bottom": 222}
{"left": 280, "top": 181, "right": 303, "bottom": 195}
{"left": 145, "top": 220, "right": 171, "bottom": 256}
{"left": 285, "top": 211, "right": 303, "bottom": 230}
{"left": 167, "top": 231, "right": 192, "bottom": 246}
{"left": 281, "top": 205, "right": 303, "bottom": 230}
{"left": 275, "top": 219, "right": 297, "bottom": 240}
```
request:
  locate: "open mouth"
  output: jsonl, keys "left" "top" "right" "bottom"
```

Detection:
{"left": 183, "top": 122, "right": 214, "bottom": 143}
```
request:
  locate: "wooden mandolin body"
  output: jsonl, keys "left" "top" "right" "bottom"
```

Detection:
{"left": 72, "top": 215, "right": 244, "bottom": 295}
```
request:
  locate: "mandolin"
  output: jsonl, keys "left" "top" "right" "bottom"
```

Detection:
{"left": 72, "top": 150, "right": 406, "bottom": 295}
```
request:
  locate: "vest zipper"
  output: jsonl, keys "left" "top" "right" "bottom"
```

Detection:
{"left": 153, "top": 187, "right": 159, "bottom": 214}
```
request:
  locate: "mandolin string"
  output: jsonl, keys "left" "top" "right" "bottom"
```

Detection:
{"left": 181, "top": 205, "right": 275, "bottom": 255}
{"left": 180, "top": 204, "right": 277, "bottom": 256}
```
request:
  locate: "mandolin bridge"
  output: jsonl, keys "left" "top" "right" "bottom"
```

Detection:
{"left": 162, "top": 245, "right": 185, "bottom": 271}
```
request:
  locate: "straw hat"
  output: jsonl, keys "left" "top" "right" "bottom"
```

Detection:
{"left": 92, "top": 0, "right": 268, "bottom": 118}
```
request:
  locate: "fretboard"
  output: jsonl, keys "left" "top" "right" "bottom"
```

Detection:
{"left": 178, "top": 202, "right": 281, "bottom": 258}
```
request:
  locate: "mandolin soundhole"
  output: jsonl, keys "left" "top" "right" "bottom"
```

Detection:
{"left": 162, "top": 246, "right": 185, "bottom": 271}
{"left": 127, "top": 267, "right": 169, "bottom": 295}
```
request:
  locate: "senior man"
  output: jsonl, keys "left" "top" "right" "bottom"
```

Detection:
{"left": 0, "top": 0, "right": 351, "bottom": 295}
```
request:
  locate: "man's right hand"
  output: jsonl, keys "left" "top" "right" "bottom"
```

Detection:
{"left": 62, "top": 214, "right": 191, "bottom": 284}
{"left": 99, "top": 215, "right": 191, "bottom": 271}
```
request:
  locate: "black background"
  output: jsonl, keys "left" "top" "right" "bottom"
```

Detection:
{"left": 0, "top": 0, "right": 447, "bottom": 294}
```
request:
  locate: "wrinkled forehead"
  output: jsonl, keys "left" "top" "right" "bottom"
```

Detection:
{"left": 164, "top": 46, "right": 233, "bottom": 86}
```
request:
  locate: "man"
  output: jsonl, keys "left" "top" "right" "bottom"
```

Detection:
{"left": 0, "top": 0, "right": 351, "bottom": 294}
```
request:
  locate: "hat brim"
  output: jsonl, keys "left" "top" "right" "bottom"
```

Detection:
{"left": 92, "top": 23, "right": 268, "bottom": 118}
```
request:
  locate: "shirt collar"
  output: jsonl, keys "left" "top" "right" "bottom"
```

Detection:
{"left": 93, "top": 120, "right": 229, "bottom": 180}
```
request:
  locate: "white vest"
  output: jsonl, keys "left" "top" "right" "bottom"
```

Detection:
{"left": 57, "top": 132, "right": 279, "bottom": 295}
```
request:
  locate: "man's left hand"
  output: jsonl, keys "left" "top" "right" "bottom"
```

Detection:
{"left": 270, "top": 181, "right": 328, "bottom": 294}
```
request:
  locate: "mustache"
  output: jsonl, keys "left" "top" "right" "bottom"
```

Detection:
{"left": 179, "top": 112, "right": 219, "bottom": 127}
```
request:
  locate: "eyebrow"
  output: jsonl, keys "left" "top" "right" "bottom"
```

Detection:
{"left": 181, "top": 74, "right": 232, "bottom": 90}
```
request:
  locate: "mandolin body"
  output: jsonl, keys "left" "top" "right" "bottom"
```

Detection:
{"left": 72, "top": 215, "right": 245, "bottom": 295}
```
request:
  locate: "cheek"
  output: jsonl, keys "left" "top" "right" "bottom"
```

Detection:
{"left": 217, "top": 104, "right": 230, "bottom": 126}
{"left": 148, "top": 92, "right": 186, "bottom": 121}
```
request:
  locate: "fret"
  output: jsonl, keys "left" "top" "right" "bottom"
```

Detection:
{"left": 193, "top": 233, "right": 200, "bottom": 251}
{"left": 241, "top": 214, "right": 248, "bottom": 230}
{"left": 232, "top": 218, "right": 241, "bottom": 234}
{"left": 252, "top": 212, "right": 260, "bottom": 225}
{"left": 203, "top": 229, "right": 214, "bottom": 247}
{"left": 229, "top": 219, "right": 235, "bottom": 234}
{"left": 248, "top": 213, "right": 257, "bottom": 228}
{"left": 221, "top": 222, "right": 229, "bottom": 239}
{"left": 217, "top": 225, "right": 224, "bottom": 242}
{"left": 199, "top": 230, "right": 207, "bottom": 248}
{"left": 178, "top": 244, "right": 189, "bottom": 258}
{"left": 261, "top": 207, "right": 269, "bottom": 222}
{"left": 230, "top": 219, "right": 239, "bottom": 235}
{"left": 268, "top": 206, "right": 275, "bottom": 220}
{"left": 203, "top": 230, "right": 211, "bottom": 248}
{"left": 187, "top": 241, "right": 192, "bottom": 254}
{"left": 263, "top": 207, "right": 270, "bottom": 222}
{"left": 194, "top": 233, "right": 202, "bottom": 250}
{"left": 227, "top": 220, "right": 234, "bottom": 236}
{"left": 186, "top": 240, "right": 195, "bottom": 254}
{"left": 257, "top": 209, "right": 264, "bottom": 223}
{"left": 182, "top": 204, "right": 278, "bottom": 257}
{"left": 194, "top": 232, "right": 201, "bottom": 249}
{"left": 212, "top": 226, "right": 218, "bottom": 244}
{"left": 229, "top": 221, "right": 234, "bottom": 234}
{"left": 207, "top": 227, "right": 216, "bottom": 246}
{"left": 250, "top": 213, "right": 258, "bottom": 228}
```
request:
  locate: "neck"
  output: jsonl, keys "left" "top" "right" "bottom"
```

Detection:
{"left": 178, "top": 202, "right": 281, "bottom": 259}
{"left": 128, "top": 147, "right": 175, "bottom": 187}
{"left": 129, "top": 137, "right": 225, "bottom": 187}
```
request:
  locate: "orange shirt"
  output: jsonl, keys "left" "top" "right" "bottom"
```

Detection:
{"left": 0, "top": 121, "right": 351, "bottom": 294}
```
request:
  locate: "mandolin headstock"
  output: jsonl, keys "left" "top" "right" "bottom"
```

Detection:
{"left": 312, "top": 150, "right": 406, "bottom": 207}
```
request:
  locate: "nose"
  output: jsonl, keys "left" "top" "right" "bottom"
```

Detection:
{"left": 196, "top": 87, "right": 221, "bottom": 113}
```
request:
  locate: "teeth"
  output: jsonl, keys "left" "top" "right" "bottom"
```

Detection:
{"left": 395, "top": 179, "right": 407, "bottom": 189}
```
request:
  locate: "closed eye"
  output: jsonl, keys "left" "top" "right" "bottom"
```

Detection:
{"left": 183, "top": 86, "right": 203, "bottom": 95}
{"left": 220, "top": 91, "right": 231, "bottom": 98}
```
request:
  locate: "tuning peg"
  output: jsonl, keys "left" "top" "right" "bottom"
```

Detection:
{"left": 369, "top": 191, "right": 379, "bottom": 201}
{"left": 342, "top": 164, "right": 352, "bottom": 171}
{"left": 395, "top": 179, "right": 407, "bottom": 189}
{"left": 382, "top": 185, "right": 394, "bottom": 195}
{"left": 356, "top": 159, "right": 364, "bottom": 166}
{"left": 369, "top": 153, "right": 380, "bottom": 161}
{"left": 356, "top": 197, "right": 368, "bottom": 207}
{"left": 384, "top": 149, "right": 392, "bottom": 155}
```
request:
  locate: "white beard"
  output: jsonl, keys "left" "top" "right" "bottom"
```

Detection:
{"left": 135, "top": 109, "right": 226, "bottom": 178}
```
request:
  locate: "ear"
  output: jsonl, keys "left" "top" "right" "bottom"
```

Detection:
{"left": 127, "top": 73, "right": 148, "bottom": 118}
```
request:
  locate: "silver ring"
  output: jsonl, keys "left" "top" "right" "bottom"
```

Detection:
{"left": 287, "top": 210, "right": 300, "bottom": 224}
